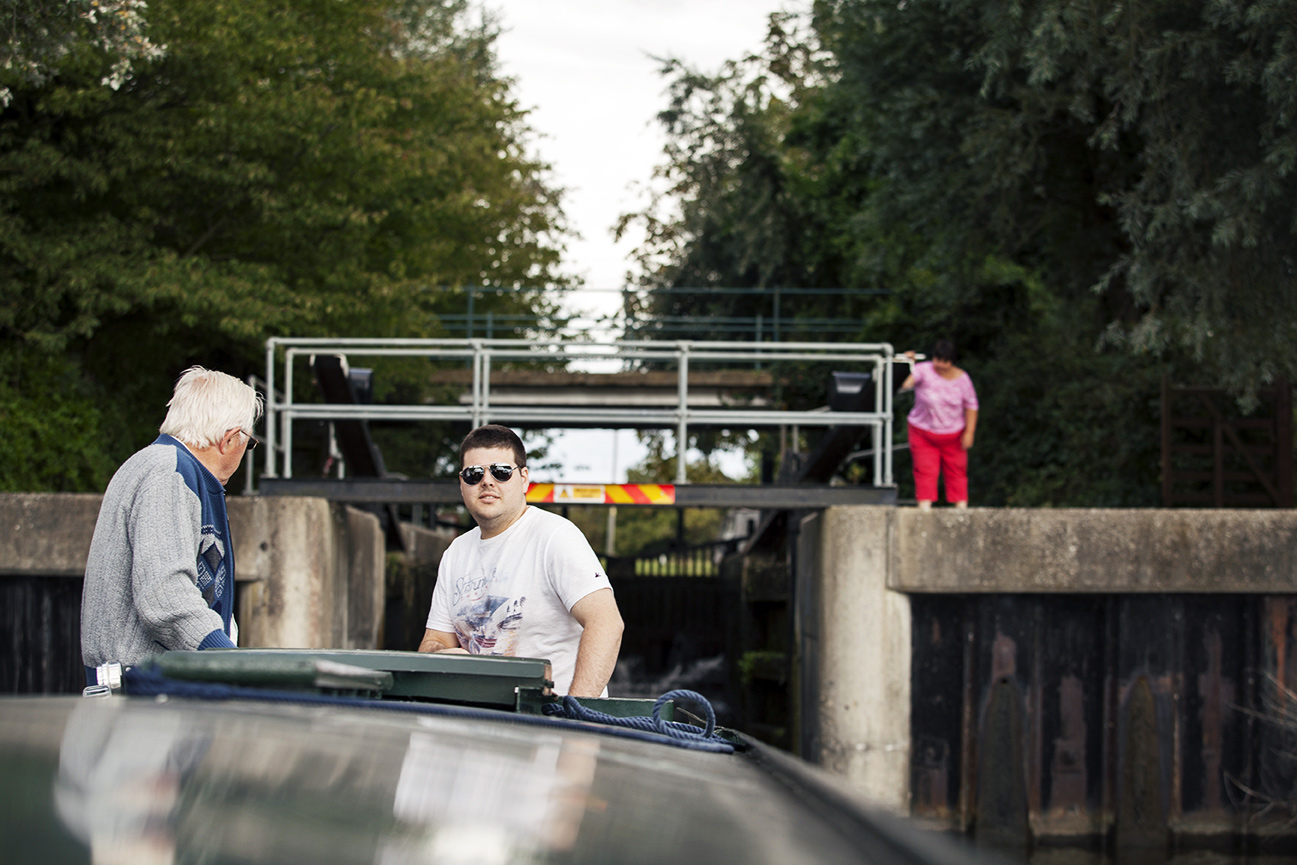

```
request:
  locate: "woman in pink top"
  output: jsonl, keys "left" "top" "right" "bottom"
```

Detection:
{"left": 901, "top": 340, "right": 979, "bottom": 509}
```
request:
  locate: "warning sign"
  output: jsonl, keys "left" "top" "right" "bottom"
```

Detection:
{"left": 556, "top": 484, "right": 606, "bottom": 503}
{"left": 526, "top": 483, "right": 676, "bottom": 505}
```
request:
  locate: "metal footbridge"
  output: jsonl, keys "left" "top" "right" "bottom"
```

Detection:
{"left": 256, "top": 337, "right": 901, "bottom": 507}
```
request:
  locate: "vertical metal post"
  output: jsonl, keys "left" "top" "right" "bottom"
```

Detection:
{"left": 244, "top": 374, "right": 258, "bottom": 495}
{"left": 606, "top": 432, "right": 619, "bottom": 556}
{"left": 873, "top": 357, "right": 884, "bottom": 486}
{"left": 676, "top": 343, "right": 690, "bottom": 484}
{"left": 480, "top": 346, "right": 493, "bottom": 427}
{"left": 470, "top": 341, "right": 483, "bottom": 428}
{"left": 283, "top": 349, "right": 295, "bottom": 479}
{"left": 264, "top": 340, "right": 277, "bottom": 478}
{"left": 773, "top": 288, "right": 781, "bottom": 343}
{"left": 873, "top": 422, "right": 882, "bottom": 488}
{"left": 1212, "top": 408, "right": 1224, "bottom": 507}
{"left": 466, "top": 285, "right": 475, "bottom": 339}
{"left": 1161, "top": 374, "right": 1172, "bottom": 507}
{"left": 1277, "top": 378, "right": 1293, "bottom": 507}
{"left": 883, "top": 351, "right": 895, "bottom": 486}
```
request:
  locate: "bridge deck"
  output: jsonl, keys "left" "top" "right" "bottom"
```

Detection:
{"left": 427, "top": 369, "right": 774, "bottom": 408}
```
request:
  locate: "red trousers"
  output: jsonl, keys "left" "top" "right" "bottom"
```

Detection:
{"left": 908, "top": 424, "right": 968, "bottom": 503}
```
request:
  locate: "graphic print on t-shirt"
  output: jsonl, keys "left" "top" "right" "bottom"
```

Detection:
{"left": 450, "top": 566, "right": 526, "bottom": 655}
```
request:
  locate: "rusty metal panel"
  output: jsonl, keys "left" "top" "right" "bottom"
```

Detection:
{"left": 1177, "top": 597, "right": 1248, "bottom": 820}
{"left": 1031, "top": 596, "right": 1107, "bottom": 842}
{"left": 910, "top": 593, "right": 1283, "bottom": 852}
{"left": 1112, "top": 596, "right": 1179, "bottom": 850}
{"left": 970, "top": 595, "right": 1033, "bottom": 850}
{"left": 910, "top": 596, "right": 965, "bottom": 822}
{"left": 1256, "top": 597, "right": 1297, "bottom": 816}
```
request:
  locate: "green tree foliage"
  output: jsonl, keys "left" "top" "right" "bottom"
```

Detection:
{"left": 817, "top": 0, "right": 1297, "bottom": 395}
{"left": 1, "top": 0, "right": 165, "bottom": 106}
{"left": 0, "top": 347, "right": 118, "bottom": 492}
{"left": 0, "top": 0, "right": 569, "bottom": 490}
{"left": 623, "top": 1, "right": 1295, "bottom": 506}
{"left": 617, "top": 14, "right": 863, "bottom": 335}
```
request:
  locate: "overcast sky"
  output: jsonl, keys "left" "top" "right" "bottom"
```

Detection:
{"left": 485, "top": 0, "right": 793, "bottom": 481}
{"left": 489, "top": 0, "right": 791, "bottom": 310}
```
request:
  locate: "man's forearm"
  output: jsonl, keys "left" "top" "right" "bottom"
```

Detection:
{"left": 417, "top": 628, "right": 464, "bottom": 653}
{"left": 567, "top": 616, "right": 624, "bottom": 698}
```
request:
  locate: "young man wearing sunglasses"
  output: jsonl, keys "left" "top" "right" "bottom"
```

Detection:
{"left": 418, "top": 424, "right": 624, "bottom": 697}
{"left": 82, "top": 366, "right": 263, "bottom": 686}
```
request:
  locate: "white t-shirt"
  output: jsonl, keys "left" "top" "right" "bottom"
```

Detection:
{"left": 425, "top": 507, "right": 612, "bottom": 695}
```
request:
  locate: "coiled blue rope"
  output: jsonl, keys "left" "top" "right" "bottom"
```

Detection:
{"left": 541, "top": 689, "right": 732, "bottom": 752}
{"left": 120, "top": 668, "right": 734, "bottom": 753}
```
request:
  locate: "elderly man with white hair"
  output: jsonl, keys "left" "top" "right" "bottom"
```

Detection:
{"left": 81, "top": 366, "right": 263, "bottom": 685}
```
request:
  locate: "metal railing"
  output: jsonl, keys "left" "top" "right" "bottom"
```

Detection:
{"left": 422, "top": 283, "right": 892, "bottom": 342}
{"left": 242, "top": 374, "right": 286, "bottom": 496}
{"left": 263, "top": 337, "right": 899, "bottom": 485}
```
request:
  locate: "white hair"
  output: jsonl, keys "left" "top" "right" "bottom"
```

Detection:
{"left": 159, "top": 366, "right": 263, "bottom": 448}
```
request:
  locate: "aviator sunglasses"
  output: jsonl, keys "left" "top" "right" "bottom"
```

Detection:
{"left": 459, "top": 463, "right": 523, "bottom": 485}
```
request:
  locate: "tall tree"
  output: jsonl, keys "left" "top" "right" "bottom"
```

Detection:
{"left": 817, "top": 0, "right": 1297, "bottom": 396}
{"left": 1, "top": 0, "right": 164, "bottom": 107}
{"left": 0, "top": 0, "right": 570, "bottom": 490}
{"left": 620, "top": 8, "right": 1210, "bottom": 505}
{"left": 617, "top": 14, "right": 865, "bottom": 341}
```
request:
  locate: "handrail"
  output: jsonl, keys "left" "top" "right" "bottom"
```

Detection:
{"left": 263, "top": 337, "right": 898, "bottom": 486}
{"left": 242, "top": 374, "right": 286, "bottom": 496}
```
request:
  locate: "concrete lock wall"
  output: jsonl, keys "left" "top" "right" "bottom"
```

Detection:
{"left": 229, "top": 497, "right": 385, "bottom": 649}
{"left": 806, "top": 506, "right": 1297, "bottom": 823}
{"left": 891, "top": 508, "right": 1297, "bottom": 594}
{"left": 0, "top": 493, "right": 385, "bottom": 655}
{"left": 802, "top": 507, "right": 911, "bottom": 813}
{"left": 0, "top": 493, "right": 106, "bottom": 577}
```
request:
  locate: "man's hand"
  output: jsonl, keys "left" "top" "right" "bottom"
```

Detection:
{"left": 417, "top": 628, "right": 467, "bottom": 654}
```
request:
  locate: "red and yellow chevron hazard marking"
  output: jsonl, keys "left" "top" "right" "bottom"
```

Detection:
{"left": 604, "top": 483, "right": 674, "bottom": 505}
{"left": 526, "top": 483, "right": 676, "bottom": 505}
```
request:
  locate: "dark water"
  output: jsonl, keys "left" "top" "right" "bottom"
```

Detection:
{"left": 610, "top": 653, "right": 733, "bottom": 723}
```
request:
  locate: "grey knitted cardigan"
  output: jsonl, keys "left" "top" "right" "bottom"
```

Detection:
{"left": 81, "top": 435, "right": 237, "bottom": 670}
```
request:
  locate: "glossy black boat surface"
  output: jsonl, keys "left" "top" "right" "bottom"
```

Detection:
{"left": 0, "top": 651, "right": 988, "bottom": 865}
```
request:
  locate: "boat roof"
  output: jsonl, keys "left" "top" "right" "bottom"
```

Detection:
{"left": 2, "top": 650, "right": 990, "bottom": 865}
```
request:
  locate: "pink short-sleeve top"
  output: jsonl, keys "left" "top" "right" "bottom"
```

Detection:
{"left": 907, "top": 361, "right": 979, "bottom": 435}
